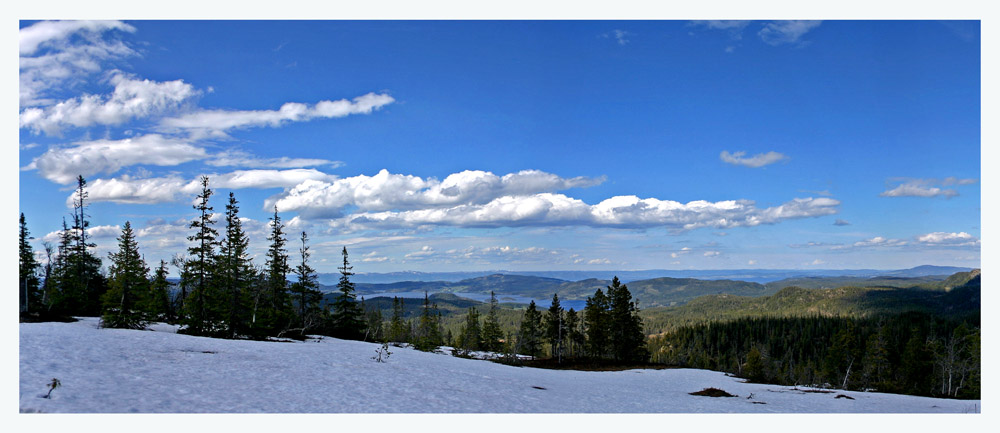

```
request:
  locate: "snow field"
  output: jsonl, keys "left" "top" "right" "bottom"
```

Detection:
{"left": 19, "top": 318, "right": 980, "bottom": 413}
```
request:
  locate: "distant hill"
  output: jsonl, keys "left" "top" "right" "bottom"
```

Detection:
{"left": 319, "top": 265, "right": 975, "bottom": 285}
{"left": 642, "top": 270, "right": 981, "bottom": 333}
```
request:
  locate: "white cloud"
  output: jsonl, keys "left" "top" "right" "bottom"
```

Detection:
{"left": 703, "top": 251, "right": 721, "bottom": 257}
{"left": 880, "top": 177, "right": 976, "bottom": 198}
{"left": 265, "top": 169, "right": 604, "bottom": 217}
{"left": 601, "top": 29, "right": 633, "bottom": 45}
{"left": 689, "top": 21, "right": 751, "bottom": 41}
{"left": 19, "top": 20, "right": 137, "bottom": 106}
{"left": 79, "top": 169, "right": 335, "bottom": 205}
{"left": 720, "top": 150, "right": 788, "bottom": 168}
{"left": 28, "top": 134, "right": 207, "bottom": 184}
{"left": 207, "top": 149, "right": 343, "bottom": 169}
{"left": 851, "top": 236, "right": 908, "bottom": 248}
{"left": 360, "top": 251, "right": 390, "bottom": 263}
{"left": 404, "top": 245, "right": 436, "bottom": 259}
{"left": 20, "top": 72, "right": 200, "bottom": 136}
{"left": 338, "top": 193, "right": 839, "bottom": 230}
{"left": 758, "top": 21, "right": 822, "bottom": 46}
{"left": 159, "top": 92, "right": 395, "bottom": 138}
{"left": 916, "top": 232, "right": 980, "bottom": 247}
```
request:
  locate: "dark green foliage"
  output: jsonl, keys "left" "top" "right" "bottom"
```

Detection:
{"left": 258, "top": 206, "right": 294, "bottom": 336}
{"left": 148, "top": 260, "right": 173, "bottom": 321}
{"left": 412, "top": 292, "right": 443, "bottom": 351}
{"left": 47, "top": 177, "right": 107, "bottom": 317}
{"left": 583, "top": 289, "right": 610, "bottom": 358}
{"left": 606, "top": 277, "right": 649, "bottom": 362}
{"left": 328, "top": 247, "right": 364, "bottom": 339}
{"left": 19, "top": 213, "right": 42, "bottom": 313}
{"left": 518, "top": 300, "right": 543, "bottom": 359}
{"left": 480, "top": 291, "right": 504, "bottom": 352}
{"left": 289, "top": 231, "right": 322, "bottom": 334}
{"left": 455, "top": 307, "right": 482, "bottom": 353}
{"left": 387, "top": 297, "right": 409, "bottom": 343}
{"left": 216, "top": 193, "right": 254, "bottom": 338}
{"left": 564, "top": 308, "right": 585, "bottom": 357}
{"left": 649, "top": 312, "right": 980, "bottom": 399}
{"left": 101, "top": 222, "right": 150, "bottom": 329}
{"left": 544, "top": 293, "right": 564, "bottom": 362}
{"left": 180, "top": 176, "right": 222, "bottom": 335}
{"left": 362, "top": 301, "right": 384, "bottom": 341}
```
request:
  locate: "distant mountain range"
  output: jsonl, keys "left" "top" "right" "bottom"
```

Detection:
{"left": 320, "top": 265, "right": 973, "bottom": 285}
{"left": 317, "top": 265, "right": 973, "bottom": 310}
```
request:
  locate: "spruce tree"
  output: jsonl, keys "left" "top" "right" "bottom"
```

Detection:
{"left": 290, "top": 231, "right": 322, "bottom": 334}
{"left": 583, "top": 288, "right": 610, "bottom": 358}
{"left": 260, "top": 206, "right": 294, "bottom": 336}
{"left": 457, "top": 307, "right": 482, "bottom": 352}
{"left": 564, "top": 307, "right": 584, "bottom": 358}
{"left": 518, "top": 300, "right": 544, "bottom": 359}
{"left": 69, "top": 175, "right": 106, "bottom": 315}
{"left": 217, "top": 192, "right": 254, "bottom": 338}
{"left": 329, "top": 246, "right": 363, "bottom": 339}
{"left": 101, "top": 222, "right": 150, "bottom": 329}
{"left": 606, "top": 277, "right": 649, "bottom": 363}
{"left": 388, "top": 296, "right": 408, "bottom": 343}
{"left": 19, "top": 213, "right": 42, "bottom": 313}
{"left": 148, "top": 260, "right": 173, "bottom": 322}
{"left": 545, "top": 293, "right": 565, "bottom": 362}
{"left": 480, "top": 291, "right": 504, "bottom": 352}
{"left": 181, "top": 176, "right": 220, "bottom": 335}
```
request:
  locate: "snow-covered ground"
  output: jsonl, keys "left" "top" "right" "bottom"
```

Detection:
{"left": 19, "top": 318, "right": 980, "bottom": 414}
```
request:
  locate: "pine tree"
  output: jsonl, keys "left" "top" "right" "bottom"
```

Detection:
{"left": 329, "top": 247, "right": 363, "bottom": 339}
{"left": 19, "top": 213, "right": 42, "bottom": 313}
{"left": 101, "top": 222, "right": 150, "bottom": 329}
{"left": 289, "top": 231, "right": 322, "bottom": 334}
{"left": 518, "top": 300, "right": 544, "bottom": 359}
{"left": 413, "top": 291, "right": 442, "bottom": 351}
{"left": 480, "top": 291, "right": 504, "bottom": 352}
{"left": 216, "top": 192, "right": 254, "bottom": 338}
{"left": 545, "top": 293, "right": 565, "bottom": 362}
{"left": 181, "top": 176, "right": 220, "bottom": 335}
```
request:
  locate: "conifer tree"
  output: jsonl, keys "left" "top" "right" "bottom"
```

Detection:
{"left": 545, "top": 293, "right": 565, "bottom": 362}
{"left": 181, "top": 176, "right": 220, "bottom": 335}
{"left": 19, "top": 213, "right": 42, "bottom": 313}
{"left": 480, "top": 291, "right": 504, "bottom": 352}
{"left": 362, "top": 299, "right": 384, "bottom": 341}
{"left": 329, "top": 247, "right": 364, "bottom": 339}
{"left": 564, "top": 307, "right": 584, "bottom": 358}
{"left": 217, "top": 192, "right": 254, "bottom": 338}
{"left": 101, "top": 222, "right": 150, "bottom": 329}
{"left": 260, "top": 206, "right": 294, "bottom": 336}
{"left": 606, "top": 277, "right": 649, "bottom": 363}
{"left": 457, "top": 307, "right": 482, "bottom": 352}
{"left": 518, "top": 300, "right": 544, "bottom": 359}
{"left": 583, "top": 288, "right": 610, "bottom": 358}
{"left": 290, "top": 231, "right": 322, "bottom": 333}
{"left": 148, "top": 260, "right": 172, "bottom": 321}
{"left": 388, "top": 296, "right": 408, "bottom": 343}
{"left": 413, "top": 291, "right": 443, "bottom": 351}
{"left": 69, "top": 175, "right": 106, "bottom": 315}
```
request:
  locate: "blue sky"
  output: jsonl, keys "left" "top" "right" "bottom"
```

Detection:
{"left": 17, "top": 20, "right": 981, "bottom": 274}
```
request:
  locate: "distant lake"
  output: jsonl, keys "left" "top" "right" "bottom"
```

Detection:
{"left": 360, "top": 291, "right": 588, "bottom": 311}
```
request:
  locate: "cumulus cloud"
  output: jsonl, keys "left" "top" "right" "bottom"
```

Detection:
{"left": 337, "top": 193, "right": 839, "bottom": 230}
{"left": 265, "top": 169, "right": 604, "bottom": 217}
{"left": 849, "top": 236, "right": 908, "bottom": 248}
{"left": 159, "top": 92, "right": 395, "bottom": 138}
{"left": 28, "top": 134, "right": 207, "bottom": 184}
{"left": 19, "top": 20, "right": 137, "bottom": 106}
{"left": 20, "top": 72, "right": 200, "bottom": 136}
{"left": 720, "top": 150, "right": 788, "bottom": 168}
{"left": 78, "top": 169, "right": 335, "bottom": 205}
{"left": 758, "top": 21, "right": 822, "bottom": 46}
{"left": 916, "top": 232, "right": 980, "bottom": 247}
{"left": 880, "top": 177, "right": 976, "bottom": 198}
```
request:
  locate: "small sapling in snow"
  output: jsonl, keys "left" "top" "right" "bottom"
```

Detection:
{"left": 43, "top": 378, "right": 61, "bottom": 399}
{"left": 372, "top": 341, "right": 392, "bottom": 363}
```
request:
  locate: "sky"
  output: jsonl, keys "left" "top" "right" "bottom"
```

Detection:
{"left": 17, "top": 20, "right": 981, "bottom": 275}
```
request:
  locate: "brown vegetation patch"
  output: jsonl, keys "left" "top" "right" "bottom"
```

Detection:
{"left": 690, "top": 387, "right": 737, "bottom": 397}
